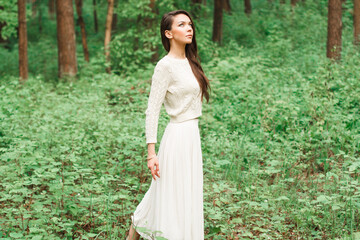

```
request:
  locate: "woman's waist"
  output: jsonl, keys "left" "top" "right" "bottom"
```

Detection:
{"left": 169, "top": 113, "right": 201, "bottom": 123}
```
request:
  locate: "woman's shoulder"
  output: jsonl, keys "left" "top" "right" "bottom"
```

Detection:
{"left": 154, "top": 55, "right": 172, "bottom": 73}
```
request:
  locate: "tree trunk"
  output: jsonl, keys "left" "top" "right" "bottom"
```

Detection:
{"left": 291, "top": 0, "right": 298, "bottom": 6}
{"left": 56, "top": 0, "right": 78, "bottom": 78}
{"left": 112, "top": 0, "right": 118, "bottom": 30}
{"left": 149, "top": 0, "right": 159, "bottom": 62}
{"left": 31, "top": 0, "right": 37, "bottom": 18}
{"left": 93, "top": 0, "right": 98, "bottom": 33}
{"left": 38, "top": 2, "right": 42, "bottom": 33}
{"left": 191, "top": 0, "right": 202, "bottom": 18}
{"left": 75, "top": 0, "right": 89, "bottom": 62}
{"left": 48, "top": 0, "right": 55, "bottom": 19}
{"left": 18, "top": 0, "right": 28, "bottom": 82}
{"left": 104, "top": 0, "right": 114, "bottom": 73}
{"left": 212, "top": 0, "right": 223, "bottom": 44}
{"left": 244, "top": 0, "right": 252, "bottom": 15}
{"left": 223, "top": 0, "right": 231, "bottom": 13}
{"left": 203, "top": 0, "right": 207, "bottom": 17}
{"left": 354, "top": 0, "right": 360, "bottom": 45}
{"left": 326, "top": 0, "right": 342, "bottom": 60}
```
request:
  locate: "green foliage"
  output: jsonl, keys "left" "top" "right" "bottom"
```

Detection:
{"left": 1, "top": 0, "right": 360, "bottom": 239}
{"left": 0, "top": 0, "right": 18, "bottom": 40}
{"left": 110, "top": 0, "right": 175, "bottom": 74}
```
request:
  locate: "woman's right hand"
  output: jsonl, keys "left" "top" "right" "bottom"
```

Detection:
{"left": 147, "top": 156, "right": 160, "bottom": 181}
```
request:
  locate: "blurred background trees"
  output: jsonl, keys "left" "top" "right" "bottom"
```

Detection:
{"left": 0, "top": 0, "right": 358, "bottom": 81}
{"left": 1, "top": 1, "right": 360, "bottom": 239}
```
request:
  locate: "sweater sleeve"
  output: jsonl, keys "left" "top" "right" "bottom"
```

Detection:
{"left": 145, "top": 61, "right": 171, "bottom": 144}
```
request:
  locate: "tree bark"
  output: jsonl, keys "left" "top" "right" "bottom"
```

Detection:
{"left": 326, "top": 0, "right": 342, "bottom": 60}
{"left": 104, "top": 0, "right": 114, "bottom": 73}
{"left": 244, "top": 0, "right": 252, "bottom": 16}
{"left": 56, "top": 0, "right": 78, "bottom": 78}
{"left": 149, "top": 0, "right": 159, "bottom": 62}
{"left": 223, "top": 0, "right": 231, "bottom": 13}
{"left": 191, "top": 0, "right": 202, "bottom": 18}
{"left": 75, "top": 0, "right": 89, "bottom": 62}
{"left": 93, "top": 0, "right": 98, "bottom": 33}
{"left": 18, "top": 0, "right": 28, "bottom": 82}
{"left": 212, "top": 0, "right": 223, "bottom": 44}
{"left": 354, "top": 0, "right": 360, "bottom": 45}
{"left": 38, "top": 2, "right": 42, "bottom": 33}
{"left": 291, "top": 0, "right": 298, "bottom": 6}
{"left": 112, "top": 0, "right": 118, "bottom": 30}
{"left": 31, "top": 0, "right": 37, "bottom": 18}
{"left": 48, "top": 0, "right": 55, "bottom": 19}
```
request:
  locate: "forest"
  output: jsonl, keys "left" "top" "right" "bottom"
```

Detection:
{"left": 1, "top": 0, "right": 360, "bottom": 239}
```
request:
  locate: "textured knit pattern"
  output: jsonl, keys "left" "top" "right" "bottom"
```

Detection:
{"left": 145, "top": 55, "right": 202, "bottom": 143}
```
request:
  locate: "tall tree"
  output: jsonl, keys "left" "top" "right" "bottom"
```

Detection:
{"left": 56, "top": 0, "right": 78, "bottom": 78}
{"left": 38, "top": 1, "right": 42, "bottom": 33}
{"left": 31, "top": 0, "right": 37, "bottom": 18}
{"left": 104, "top": 0, "right": 114, "bottom": 73}
{"left": 244, "top": 0, "right": 252, "bottom": 15}
{"left": 18, "top": 0, "right": 28, "bottom": 82}
{"left": 149, "top": 0, "right": 158, "bottom": 62}
{"left": 93, "top": 0, "right": 98, "bottom": 33}
{"left": 354, "top": 0, "right": 360, "bottom": 45}
{"left": 212, "top": 0, "right": 223, "bottom": 44}
{"left": 326, "top": 0, "right": 342, "bottom": 60}
{"left": 112, "top": 0, "right": 118, "bottom": 30}
{"left": 223, "top": 0, "right": 231, "bottom": 13}
{"left": 191, "top": 0, "right": 202, "bottom": 18}
{"left": 291, "top": 0, "right": 298, "bottom": 6}
{"left": 75, "top": 0, "right": 89, "bottom": 62}
{"left": 48, "top": 0, "right": 55, "bottom": 19}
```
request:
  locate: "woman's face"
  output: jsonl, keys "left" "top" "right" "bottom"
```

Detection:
{"left": 166, "top": 14, "right": 193, "bottom": 45}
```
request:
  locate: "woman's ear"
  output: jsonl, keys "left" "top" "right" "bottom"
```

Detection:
{"left": 165, "top": 30, "right": 172, "bottom": 39}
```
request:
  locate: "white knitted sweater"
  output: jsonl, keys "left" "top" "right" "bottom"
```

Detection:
{"left": 145, "top": 55, "right": 202, "bottom": 144}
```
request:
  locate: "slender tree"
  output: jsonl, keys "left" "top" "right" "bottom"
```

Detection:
{"left": 223, "top": 0, "right": 231, "bottom": 13}
{"left": 56, "top": 0, "right": 78, "bottom": 78}
{"left": 104, "top": 0, "right": 114, "bottom": 73}
{"left": 112, "top": 0, "right": 118, "bottom": 30}
{"left": 75, "top": 0, "right": 89, "bottom": 62}
{"left": 93, "top": 0, "right": 98, "bottom": 33}
{"left": 212, "top": 0, "right": 223, "bottom": 44}
{"left": 38, "top": 1, "right": 42, "bottom": 33}
{"left": 326, "top": 0, "right": 342, "bottom": 60}
{"left": 291, "top": 0, "right": 298, "bottom": 6}
{"left": 31, "top": 0, "right": 37, "bottom": 18}
{"left": 354, "top": 0, "right": 360, "bottom": 45}
{"left": 244, "top": 0, "right": 252, "bottom": 15}
{"left": 18, "top": 0, "right": 28, "bottom": 82}
{"left": 191, "top": 0, "right": 202, "bottom": 18}
{"left": 48, "top": 0, "right": 55, "bottom": 19}
{"left": 149, "top": 0, "right": 159, "bottom": 62}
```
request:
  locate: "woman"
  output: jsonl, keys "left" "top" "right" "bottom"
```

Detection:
{"left": 127, "top": 9, "right": 210, "bottom": 240}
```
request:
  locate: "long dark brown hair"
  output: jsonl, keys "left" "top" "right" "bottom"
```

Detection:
{"left": 160, "top": 10, "right": 210, "bottom": 103}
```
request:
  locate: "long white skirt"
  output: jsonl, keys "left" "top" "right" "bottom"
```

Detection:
{"left": 131, "top": 118, "right": 204, "bottom": 240}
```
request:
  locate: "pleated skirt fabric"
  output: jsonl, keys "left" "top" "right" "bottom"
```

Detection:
{"left": 131, "top": 118, "right": 204, "bottom": 240}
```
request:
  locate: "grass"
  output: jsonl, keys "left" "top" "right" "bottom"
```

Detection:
{"left": 1, "top": 0, "right": 360, "bottom": 239}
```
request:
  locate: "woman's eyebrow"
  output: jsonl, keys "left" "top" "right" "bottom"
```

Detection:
{"left": 177, "top": 20, "right": 192, "bottom": 24}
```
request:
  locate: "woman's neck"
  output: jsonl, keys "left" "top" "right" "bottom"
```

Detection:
{"left": 168, "top": 42, "right": 186, "bottom": 59}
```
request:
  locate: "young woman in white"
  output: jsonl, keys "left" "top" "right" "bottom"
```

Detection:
{"left": 127, "top": 9, "right": 210, "bottom": 240}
